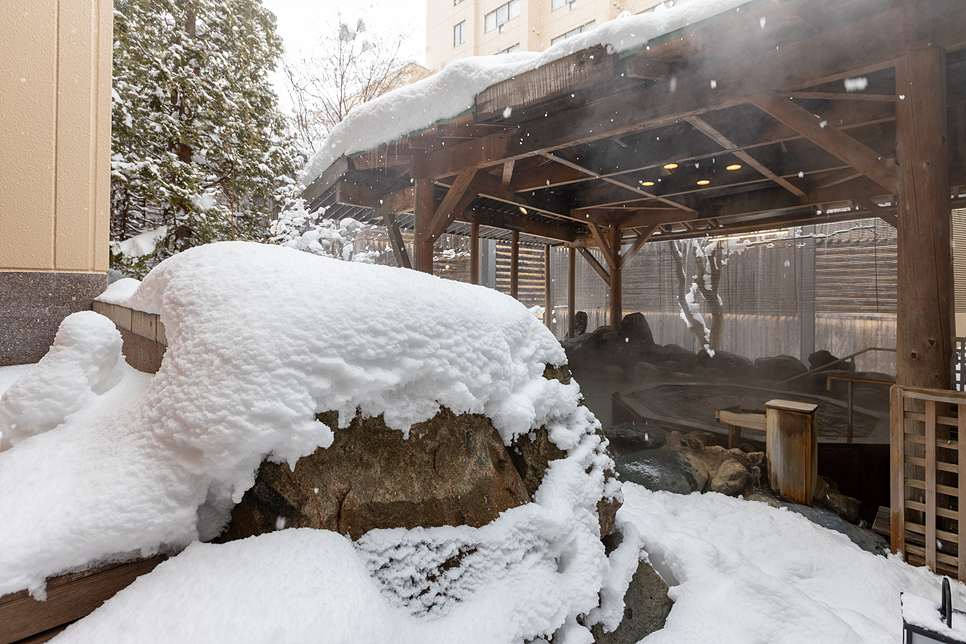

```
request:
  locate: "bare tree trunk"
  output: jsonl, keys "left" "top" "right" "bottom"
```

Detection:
{"left": 672, "top": 241, "right": 710, "bottom": 350}
{"left": 695, "top": 243, "right": 724, "bottom": 350}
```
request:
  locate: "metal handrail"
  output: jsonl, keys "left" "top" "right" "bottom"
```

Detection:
{"left": 779, "top": 346, "right": 897, "bottom": 385}
{"left": 826, "top": 373, "right": 895, "bottom": 444}
{"left": 777, "top": 346, "right": 895, "bottom": 445}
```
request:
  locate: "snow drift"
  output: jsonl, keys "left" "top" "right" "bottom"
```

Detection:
{"left": 0, "top": 241, "right": 625, "bottom": 642}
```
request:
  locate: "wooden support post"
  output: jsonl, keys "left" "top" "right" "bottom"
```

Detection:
{"left": 895, "top": 46, "right": 953, "bottom": 389}
{"left": 470, "top": 223, "right": 480, "bottom": 285}
{"left": 890, "top": 385, "right": 906, "bottom": 557}
{"left": 544, "top": 244, "right": 552, "bottom": 330}
{"left": 610, "top": 225, "right": 622, "bottom": 331}
{"left": 568, "top": 246, "right": 576, "bottom": 339}
{"left": 381, "top": 211, "right": 411, "bottom": 270}
{"left": 413, "top": 178, "right": 435, "bottom": 274}
{"left": 510, "top": 230, "right": 520, "bottom": 299}
{"left": 765, "top": 399, "right": 819, "bottom": 505}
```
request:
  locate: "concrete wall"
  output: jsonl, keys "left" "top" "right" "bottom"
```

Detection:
{"left": 427, "top": 0, "right": 667, "bottom": 70}
{"left": 0, "top": 0, "right": 113, "bottom": 364}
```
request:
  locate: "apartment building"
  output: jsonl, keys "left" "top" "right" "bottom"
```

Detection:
{"left": 426, "top": 0, "right": 671, "bottom": 70}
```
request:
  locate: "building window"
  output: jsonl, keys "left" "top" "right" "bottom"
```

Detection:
{"left": 551, "top": 20, "right": 595, "bottom": 44}
{"left": 640, "top": 0, "right": 676, "bottom": 13}
{"left": 497, "top": 44, "right": 520, "bottom": 54}
{"left": 552, "top": 0, "right": 576, "bottom": 10}
{"left": 454, "top": 21, "right": 466, "bottom": 47}
{"left": 484, "top": 0, "right": 521, "bottom": 33}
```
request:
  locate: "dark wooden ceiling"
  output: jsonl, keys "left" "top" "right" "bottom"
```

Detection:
{"left": 302, "top": 0, "right": 966, "bottom": 249}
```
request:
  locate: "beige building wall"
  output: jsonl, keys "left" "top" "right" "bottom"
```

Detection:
{"left": 427, "top": 0, "right": 668, "bottom": 70}
{"left": 0, "top": 0, "right": 113, "bottom": 364}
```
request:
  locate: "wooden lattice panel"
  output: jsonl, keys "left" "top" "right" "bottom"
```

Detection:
{"left": 891, "top": 386, "right": 966, "bottom": 580}
{"left": 955, "top": 339, "right": 966, "bottom": 392}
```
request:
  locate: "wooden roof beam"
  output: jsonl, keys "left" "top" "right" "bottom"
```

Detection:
{"left": 749, "top": 91, "right": 900, "bottom": 194}
{"left": 541, "top": 151, "right": 695, "bottom": 213}
{"left": 855, "top": 196, "right": 898, "bottom": 228}
{"left": 577, "top": 247, "right": 610, "bottom": 284}
{"left": 619, "top": 225, "right": 658, "bottom": 269}
{"left": 589, "top": 223, "right": 617, "bottom": 269}
{"left": 427, "top": 168, "right": 479, "bottom": 242}
{"left": 685, "top": 115, "right": 807, "bottom": 197}
{"left": 335, "top": 181, "right": 415, "bottom": 213}
{"left": 418, "top": 4, "right": 939, "bottom": 181}
{"left": 460, "top": 207, "right": 580, "bottom": 243}
{"left": 624, "top": 56, "right": 673, "bottom": 80}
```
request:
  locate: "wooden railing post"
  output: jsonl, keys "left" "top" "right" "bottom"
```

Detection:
{"left": 765, "top": 399, "right": 818, "bottom": 505}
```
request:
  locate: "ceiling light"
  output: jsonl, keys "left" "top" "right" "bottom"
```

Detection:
{"left": 519, "top": 207, "right": 528, "bottom": 214}
{"left": 663, "top": 163, "right": 678, "bottom": 170}
{"left": 642, "top": 181, "right": 655, "bottom": 187}
{"left": 697, "top": 180, "right": 711, "bottom": 186}
{"left": 726, "top": 164, "right": 742, "bottom": 171}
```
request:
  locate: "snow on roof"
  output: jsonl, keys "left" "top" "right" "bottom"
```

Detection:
{"left": 299, "top": 0, "right": 751, "bottom": 189}
{"left": 0, "top": 242, "right": 620, "bottom": 639}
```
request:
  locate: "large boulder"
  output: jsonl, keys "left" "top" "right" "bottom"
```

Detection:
{"left": 591, "top": 560, "right": 673, "bottom": 643}
{"left": 808, "top": 349, "right": 855, "bottom": 373}
{"left": 604, "top": 422, "right": 668, "bottom": 456}
{"left": 616, "top": 449, "right": 708, "bottom": 494}
{"left": 697, "top": 349, "right": 757, "bottom": 380}
{"left": 222, "top": 408, "right": 531, "bottom": 541}
{"left": 618, "top": 312, "right": 655, "bottom": 348}
{"left": 755, "top": 354, "right": 808, "bottom": 383}
{"left": 574, "top": 311, "right": 589, "bottom": 336}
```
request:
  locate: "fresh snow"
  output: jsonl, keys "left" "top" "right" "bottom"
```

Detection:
{"left": 619, "top": 485, "right": 965, "bottom": 644}
{"left": 0, "top": 364, "right": 34, "bottom": 398}
{"left": 109, "top": 225, "right": 168, "bottom": 259}
{"left": 300, "top": 0, "right": 751, "bottom": 188}
{"left": 48, "top": 485, "right": 966, "bottom": 644}
{"left": 0, "top": 241, "right": 623, "bottom": 644}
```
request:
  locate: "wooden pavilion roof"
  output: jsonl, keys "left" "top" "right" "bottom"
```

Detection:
{"left": 301, "top": 0, "right": 966, "bottom": 253}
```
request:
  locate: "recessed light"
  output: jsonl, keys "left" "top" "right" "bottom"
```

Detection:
{"left": 726, "top": 164, "right": 742, "bottom": 171}
{"left": 663, "top": 163, "right": 678, "bottom": 169}
{"left": 697, "top": 180, "right": 711, "bottom": 186}
{"left": 642, "top": 181, "right": 655, "bottom": 187}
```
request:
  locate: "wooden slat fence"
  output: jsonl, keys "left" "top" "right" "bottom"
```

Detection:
{"left": 955, "top": 338, "right": 966, "bottom": 392}
{"left": 891, "top": 385, "right": 966, "bottom": 579}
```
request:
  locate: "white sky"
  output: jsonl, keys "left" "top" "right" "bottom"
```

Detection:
{"left": 262, "top": 0, "right": 427, "bottom": 113}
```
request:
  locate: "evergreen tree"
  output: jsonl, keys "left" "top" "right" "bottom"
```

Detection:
{"left": 111, "top": 0, "right": 299, "bottom": 276}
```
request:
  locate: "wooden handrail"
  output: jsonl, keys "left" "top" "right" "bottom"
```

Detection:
{"left": 779, "top": 346, "right": 896, "bottom": 385}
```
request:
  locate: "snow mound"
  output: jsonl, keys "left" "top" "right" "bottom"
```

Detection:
{"left": 0, "top": 312, "right": 133, "bottom": 451}
{"left": 0, "top": 242, "right": 624, "bottom": 643}
{"left": 619, "top": 485, "right": 966, "bottom": 644}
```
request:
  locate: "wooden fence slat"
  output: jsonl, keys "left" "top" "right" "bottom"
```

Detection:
{"left": 925, "top": 399, "right": 938, "bottom": 571}
{"left": 906, "top": 499, "right": 960, "bottom": 520}
{"left": 959, "top": 408, "right": 966, "bottom": 581}
{"left": 0, "top": 556, "right": 167, "bottom": 644}
{"left": 890, "top": 385, "right": 905, "bottom": 555}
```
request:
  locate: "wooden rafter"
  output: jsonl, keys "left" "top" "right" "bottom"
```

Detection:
{"left": 749, "top": 91, "right": 900, "bottom": 195}
{"left": 577, "top": 247, "right": 610, "bottom": 284}
{"left": 589, "top": 223, "right": 617, "bottom": 268}
{"left": 855, "top": 197, "right": 898, "bottom": 228}
{"left": 685, "top": 116, "right": 807, "bottom": 197}
{"left": 380, "top": 211, "right": 412, "bottom": 269}
{"left": 541, "top": 151, "right": 695, "bottom": 213}
{"left": 619, "top": 225, "right": 658, "bottom": 270}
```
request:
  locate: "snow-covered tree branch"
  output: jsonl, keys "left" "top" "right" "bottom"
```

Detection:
{"left": 282, "top": 15, "right": 423, "bottom": 153}
{"left": 110, "top": 0, "right": 300, "bottom": 277}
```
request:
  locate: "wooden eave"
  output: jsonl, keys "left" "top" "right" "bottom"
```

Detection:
{"left": 301, "top": 0, "right": 966, "bottom": 250}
